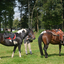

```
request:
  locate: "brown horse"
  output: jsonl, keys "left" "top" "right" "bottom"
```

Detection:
{"left": 38, "top": 29, "right": 64, "bottom": 58}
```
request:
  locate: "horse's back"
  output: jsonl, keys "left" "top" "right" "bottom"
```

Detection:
{"left": 42, "top": 32, "right": 60, "bottom": 45}
{"left": 42, "top": 32, "right": 52, "bottom": 45}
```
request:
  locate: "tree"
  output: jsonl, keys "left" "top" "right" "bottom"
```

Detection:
{"left": 17, "top": 0, "right": 63, "bottom": 30}
{"left": 20, "top": 15, "right": 28, "bottom": 28}
{"left": 13, "top": 18, "right": 20, "bottom": 29}
{"left": 32, "top": 0, "right": 43, "bottom": 31}
{"left": 42, "top": 0, "right": 63, "bottom": 29}
{"left": 62, "top": 0, "right": 64, "bottom": 29}
{"left": 0, "top": 0, "right": 16, "bottom": 31}
{"left": 18, "top": 0, "right": 36, "bottom": 28}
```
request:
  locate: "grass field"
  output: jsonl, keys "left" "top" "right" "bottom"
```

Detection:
{"left": 0, "top": 32, "right": 64, "bottom": 64}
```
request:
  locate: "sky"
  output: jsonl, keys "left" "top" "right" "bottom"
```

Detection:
{"left": 13, "top": 0, "right": 21, "bottom": 20}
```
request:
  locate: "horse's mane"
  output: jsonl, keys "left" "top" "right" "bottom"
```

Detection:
{"left": 17, "top": 28, "right": 27, "bottom": 33}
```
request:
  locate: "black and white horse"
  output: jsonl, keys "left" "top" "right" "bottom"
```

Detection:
{"left": 0, "top": 28, "right": 35, "bottom": 58}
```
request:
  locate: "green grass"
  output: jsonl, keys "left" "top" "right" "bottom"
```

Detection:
{"left": 0, "top": 32, "right": 64, "bottom": 64}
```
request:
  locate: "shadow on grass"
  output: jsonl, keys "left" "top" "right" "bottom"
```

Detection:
{"left": 0, "top": 56, "right": 11, "bottom": 58}
{"left": 40, "top": 53, "right": 64, "bottom": 58}
{"left": 48, "top": 53, "right": 64, "bottom": 57}
{"left": 0, "top": 55, "right": 20, "bottom": 59}
{"left": 1, "top": 53, "right": 64, "bottom": 59}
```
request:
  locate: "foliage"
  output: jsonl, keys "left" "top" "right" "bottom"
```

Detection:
{"left": 18, "top": 0, "right": 64, "bottom": 30}
{"left": 20, "top": 15, "right": 28, "bottom": 28}
{"left": 0, "top": 0, "right": 16, "bottom": 31}
{"left": 0, "top": 0, "right": 64, "bottom": 32}
{"left": 42, "top": 0, "right": 63, "bottom": 29}
{"left": 13, "top": 18, "right": 20, "bottom": 29}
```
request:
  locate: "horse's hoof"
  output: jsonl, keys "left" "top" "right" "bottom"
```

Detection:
{"left": 45, "top": 57, "right": 48, "bottom": 58}
{"left": 11, "top": 56, "right": 14, "bottom": 58}
{"left": 11, "top": 57, "right": 13, "bottom": 58}
{"left": 59, "top": 55, "right": 61, "bottom": 56}
{"left": 11, "top": 55, "right": 14, "bottom": 58}
{"left": 41, "top": 53, "right": 43, "bottom": 56}
{"left": 45, "top": 56, "right": 48, "bottom": 58}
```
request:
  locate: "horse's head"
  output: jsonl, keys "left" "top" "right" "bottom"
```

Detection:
{"left": 27, "top": 28, "right": 36, "bottom": 40}
{"left": 56, "top": 32, "right": 64, "bottom": 44}
{"left": 17, "top": 28, "right": 35, "bottom": 40}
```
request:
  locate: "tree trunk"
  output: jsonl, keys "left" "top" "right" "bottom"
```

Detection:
{"left": 62, "top": 0, "right": 64, "bottom": 29}
{"left": 28, "top": 0, "right": 31, "bottom": 28}
{"left": 4, "top": 14, "right": 6, "bottom": 30}
{"left": 37, "top": 12, "right": 39, "bottom": 32}
{"left": 20, "top": 5, "right": 22, "bottom": 28}
{"left": 0, "top": 22, "right": 1, "bottom": 31}
{"left": 9, "top": 13, "right": 13, "bottom": 32}
{"left": 31, "top": 0, "right": 38, "bottom": 29}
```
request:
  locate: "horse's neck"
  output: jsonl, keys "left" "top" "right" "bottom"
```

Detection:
{"left": 22, "top": 29, "right": 29, "bottom": 39}
{"left": 23, "top": 32, "right": 28, "bottom": 39}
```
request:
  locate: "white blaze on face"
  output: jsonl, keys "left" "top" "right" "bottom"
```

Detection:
{"left": 17, "top": 29, "right": 27, "bottom": 34}
{"left": 41, "top": 31, "right": 46, "bottom": 34}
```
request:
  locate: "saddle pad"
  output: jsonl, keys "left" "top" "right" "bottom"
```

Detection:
{"left": 6, "top": 34, "right": 16, "bottom": 40}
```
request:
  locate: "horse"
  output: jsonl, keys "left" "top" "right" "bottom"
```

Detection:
{"left": 0, "top": 28, "right": 35, "bottom": 58}
{"left": 38, "top": 29, "right": 64, "bottom": 58}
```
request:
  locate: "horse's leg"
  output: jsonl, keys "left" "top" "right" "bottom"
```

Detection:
{"left": 43, "top": 44, "right": 48, "bottom": 58}
{"left": 11, "top": 45, "right": 17, "bottom": 58}
{"left": 18, "top": 44, "right": 21, "bottom": 57}
{"left": 59, "top": 44, "right": 61, "bottom": 56}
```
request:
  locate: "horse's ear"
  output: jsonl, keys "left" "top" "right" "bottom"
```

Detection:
{"left": 28, "top": 28, "right": 29, "bottom": 30}
{"left": 29, "top": 28, "right": 31, "bottom": 30}
{"left": 29, "top": 28, "right": 30, "bottom": 29}
{"left": 59, "top": 28, "right": 61, "bottom": 30}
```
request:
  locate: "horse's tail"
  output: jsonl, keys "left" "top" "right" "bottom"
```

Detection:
{"left": 38, "top": 34, "right": 43, "bottom": 55}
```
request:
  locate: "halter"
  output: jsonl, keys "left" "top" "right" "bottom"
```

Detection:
{"left": 28, "top": 31, "right": 35, "bottom": 40}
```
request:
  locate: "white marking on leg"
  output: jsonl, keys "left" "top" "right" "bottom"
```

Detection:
{"left": 11, "top": 52, "right": 14, "bottom": 58}
{"left": 19, "top": 51, "right": 21, "bottom": 57}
